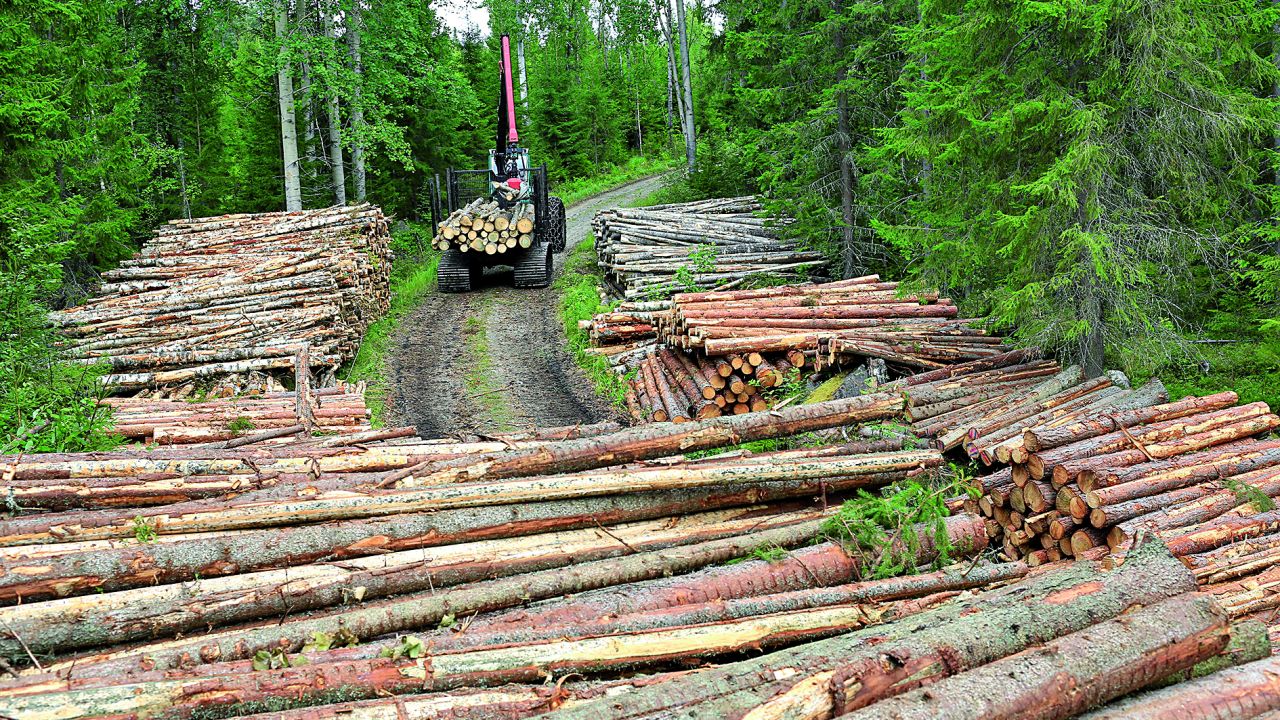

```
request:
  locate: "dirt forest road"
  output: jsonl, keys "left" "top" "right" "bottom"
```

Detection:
{"left": 386, "top": 174, "right": 666, "bottom": 438}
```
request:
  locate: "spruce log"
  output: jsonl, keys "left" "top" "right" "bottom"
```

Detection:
{"left": 0, "top": 473, "right": 910, "bottom": 603}
{"left": 24, "top": 520, "right": 830, "bottom": 674}
{"left": 541, "top": 536, "right": 1197, "bottom": 719}
{"left": 0, "top": 507, "right": 830, "bottom": 658}
{"left": 846, "top": 593, "right": 1230, "bottom": 720}
{"left": 1075, "top": 654, "right": 1280, "bottom": 720}
{"left": 391, "top": 393, "right": 905, "bottom": 486}
{"left": 1022, "top": 391, "right": 1239, "bottom": 452}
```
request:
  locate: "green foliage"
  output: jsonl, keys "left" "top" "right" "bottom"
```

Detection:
{"left": 556, "top": 237, "right": 631, "bottom": 412}
{"left": 379, "top": 634, "right": 427, "bottom": 660}
{"left": 688, "top": 244, "right": 719, "bottom": 274}
{"left": 1225, "top": 478, "right": 1277, "bottom": 513}
{"left": 225, "top": 416, "right": 255, "bottom": 435}
{"left": 301, "top": 629, "right": 359, "bottom": 653}
{"left": 726, "top": 544, "right": 789, "bottom": 565}
{"left": 252, "top": 648, "right": 308, "bottom": 671}
{"left": 821, "top": 480, "right": 956, "bottom": 579}
{"left": 132, "top": 516, "right": 158, "bottom": 544}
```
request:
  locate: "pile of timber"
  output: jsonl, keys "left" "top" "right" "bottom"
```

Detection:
{"left": 656, "top": 276, "right": 1009, "bottom": 370}
{"left": 432, "top": 197, "right": 535, "bottom": 255}
{"left": 894, "top": 348, "right": 1169, "bottom": 455}
{"left": 3, "top": 522, "right": 1276, "bottom": 719}
{"left": 0, "top": 393, "right": 1049, "bottom": 720}
{"left": 48, "top": 204, "right": 392, "bottom": 394}
{"left": 579, "top": 303, "right": 663, "bottom": 347}
{"left": 625, "top": 344, "right": 807, "bottom": 422}
{"left": 592, "top": 196, "right": 827, "bottom": 300}
{"left": 974, "top": 390, "right": 1280, "bottom": 563}
{"left": 102, "top": 383, "right": 373, "bottom": 446}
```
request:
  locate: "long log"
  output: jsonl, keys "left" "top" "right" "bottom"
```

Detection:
{"left": 0, "top": 507, "right": 830, "bottom": 658}
{"left": 1075, "top": 654, "right": 1280, "bottom": 720}
{"left": 541, "top": 536, "right": 1198, "bottom": 719}
{"left": 0, "top": 451, "right": 938, "bottom": 545}
{"left": 847, "top": 593, "right": 1230, "bottom": 720}
{"left": 0, "top": 472, "right": 912, "bottom": 603}
{"left": 390, "top": 393, "right": 905, "bottom": 486}
{"left": 22, "top": 520, "right": 830, "bottom": 674}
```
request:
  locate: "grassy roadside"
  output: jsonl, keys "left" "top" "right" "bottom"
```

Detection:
{"left": 556, "top": 238, "right": 631, "bottom": 412}
{"left": 462, "top": 295, "right": 519, "bottom": 432}
{"left": 340, "top": 225, "right": 439, "bottom": 426}
{"left": 553, "top": 156, "right": 678, "bottom": 207}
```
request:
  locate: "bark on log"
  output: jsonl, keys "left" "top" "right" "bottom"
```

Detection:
{"left": 539, "top": 536, "right": 1198, "bottom": 719}
{"left": 0, "top": 473, "right": 911, "bottom": 603}
{"left": 1075, "top": 654, "right": 1280, "bottom": 720}
{"left": 0, "top": 507, "right": 830, "bottom": 658}
{"left": 845, "top": 593, "right": 1230, "bottom": 720}
{"left": 24, "top": 520, "right": 830, "bottom": 674}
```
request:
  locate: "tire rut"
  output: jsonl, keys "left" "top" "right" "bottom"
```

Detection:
{"left": 386, "top": 174, "right": 667, "bottom": 438}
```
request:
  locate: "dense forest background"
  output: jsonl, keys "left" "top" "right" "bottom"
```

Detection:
{"left": 3, "top": 0, "right": 1279, "bottom": 450}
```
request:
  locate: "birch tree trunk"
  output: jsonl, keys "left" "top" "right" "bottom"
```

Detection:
{"left": 674, "top": 0, "right": 697, "bottom": 172}
{"left": 346, "top": 0, "right": 367, "bottom": 202}
{"left": 275, "top": 3, "right": 303, "bottom": 212}
{"left": 297, "top": 0, "right": 317, "bottom": 190}
{"left": 323, "top": 4, "right": 346, "bottom": 205}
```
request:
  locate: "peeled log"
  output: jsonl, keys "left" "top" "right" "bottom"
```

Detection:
{"left": 395, "top": 393, "right": 905, "bottom": 486}
{"left": 1075, "top": 654, "right": 1280, "bottom": 720}
{"left": 27, "top": 520, "right": 829, "bottom": 675}
{"left": 542, "top": 536, "right": 1198, "bottom": 720}
{"left": 0, "top": 506, "right": 828, "bottom": 659}
{"left": 846, "top": 592, "right": 1230, "bottom": 720}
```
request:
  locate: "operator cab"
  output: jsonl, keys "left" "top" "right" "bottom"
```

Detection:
{"left": 490, "top": 144, "right": 532, "bottom": 208}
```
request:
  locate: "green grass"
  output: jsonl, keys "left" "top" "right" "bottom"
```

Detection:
{"left": 461, "top": 295, "right": 519, "bottom": 432}
{"left": 340, "top": 224, "right": 440, "bottom": 426}
{"left": 556, "top": 236, "right": 631, "bottom": 412}
{"left": 553, "top": 155, "right": 679, "bottom": 207}
{"left": 1128, "top": 338, "right": 1280, "bottom": 411}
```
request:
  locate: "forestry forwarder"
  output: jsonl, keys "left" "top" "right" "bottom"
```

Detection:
{"left": 434, "top": 34, "right": 566, "bottom": 293}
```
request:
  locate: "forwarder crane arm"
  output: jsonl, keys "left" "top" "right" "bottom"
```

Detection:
{"left": 491, "top": 34, "right": 529, "bottom": 203}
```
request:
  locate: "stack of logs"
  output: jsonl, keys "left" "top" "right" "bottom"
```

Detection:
{"left": 103, "top": 383, "right": 373, "bottom": 446}
{"left": 2, "top": 388, "right": 1278, "bottom": 717}
{"left": 432, "top": 197, "right": 536, "bottom": 255}
{"left": 48, "top": 205, "right": 392, "bottom": 395}
{"left": 592, "top": 196, "right": 828, "bottom": 300}
{"left": 625, "top": 345, "right": 808, "bottom": 422}
{"left": 0, "top": 394, "right": 1031, "bottom": 719}
{"left": 656, "top": 276, "right": 1009, "bottom": 370}
{"left": 895, "top": 348, "right": 1168, "bottom": 455}
{"left": 975, "top": 390, "right": 1280, "bottom": 562}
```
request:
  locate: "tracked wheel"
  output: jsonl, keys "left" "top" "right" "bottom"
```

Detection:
{"left": 547, "top": 196, "right": 567, "bottom": 253}
{"left": 513, "top": 244, "right": 553, "bottom": 288}
{"left": 438, "top": 250, "right": 476, "bottom": 293}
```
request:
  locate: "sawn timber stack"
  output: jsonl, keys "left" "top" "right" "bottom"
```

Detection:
{"left": 48, "top": 204, "right": 392, "bottom": 395}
